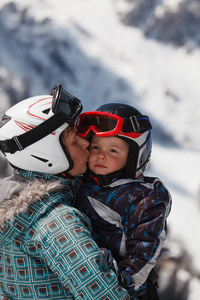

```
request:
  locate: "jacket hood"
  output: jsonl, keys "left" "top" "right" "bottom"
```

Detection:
{"left": 0, "top": 171, "right": 81, "bottom": 246}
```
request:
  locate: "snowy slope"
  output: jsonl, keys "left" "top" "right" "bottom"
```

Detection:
{"left": 0, "top": 0, "right": 200, "bottom": 298}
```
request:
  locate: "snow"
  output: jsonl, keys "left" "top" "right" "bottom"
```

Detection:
{"left": 0, "top": 0, "right": 200, "bottom": 297}
{"left": 156, "top": 0, "right": 185, "bottom": 15}
{"left": 149, "top": 144, "right": 200, "bottom": 267}
{"left": 189, "top": 277, "right": 200, "bottom": 300}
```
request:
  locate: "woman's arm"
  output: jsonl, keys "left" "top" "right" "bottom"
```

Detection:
{"left": 32, "top": 204, "right": 130, "bottom": 300}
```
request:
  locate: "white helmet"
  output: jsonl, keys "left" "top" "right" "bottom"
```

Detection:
{"left": 0, "top": 84, "right": 82, "bottom": 174}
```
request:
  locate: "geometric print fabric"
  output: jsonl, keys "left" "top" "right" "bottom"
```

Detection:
{"left": 0, "top": 200, "right": 129, "bottom": 299}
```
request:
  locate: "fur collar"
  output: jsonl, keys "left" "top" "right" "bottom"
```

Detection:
{"left": 0, "top": 179, "right": 62, "bottom": 226}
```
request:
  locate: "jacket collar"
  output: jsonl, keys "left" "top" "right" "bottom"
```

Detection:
{"left": 83, "top": 167, "right": 127, "bottom": 186}
{"left": 82, "top": 168, "right": 144, "bottom": 187}
{"left": 15, "top": 169, "right": 81, "bottom": 187}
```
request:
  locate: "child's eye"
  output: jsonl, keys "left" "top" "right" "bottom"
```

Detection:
{"left": 110, "top": 149, "right": 118, "bottom": 153}
{"left": 90, "top": 145, "right": 98, "bottom": 149}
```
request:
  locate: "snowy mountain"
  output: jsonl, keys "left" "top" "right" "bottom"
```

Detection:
{"left": 117, "top": 0, "right": 200, "bottom": 49}
{"left": 0, "top": 0, "right": 200, "bottom": 299}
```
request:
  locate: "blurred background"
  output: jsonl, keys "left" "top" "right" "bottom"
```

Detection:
{"left": 0, "top": 0, "right": 200, "bottom": 298}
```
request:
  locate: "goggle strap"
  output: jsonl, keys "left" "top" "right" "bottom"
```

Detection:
{"left": 127, "top": 115, "right": 152, "bottom": 132}
{"left": 0, "top": 113, "right": 66, "bottom": 154}
{"left": 130, "top": 116, "right": 140, "bottom": 132}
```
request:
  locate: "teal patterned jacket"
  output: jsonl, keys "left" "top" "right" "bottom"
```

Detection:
{"left": 0, "top": 170, "right": 129, "bottom": 300}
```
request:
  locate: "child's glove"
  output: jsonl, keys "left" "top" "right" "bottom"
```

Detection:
{"left": 100, "top": 248, "right": 135, "bottom": 296}
{"left": 118, "top": 270, "right": 135, "bottom": 296}
{"left": 99, "top": 248, "right": 119, "bottom": 275}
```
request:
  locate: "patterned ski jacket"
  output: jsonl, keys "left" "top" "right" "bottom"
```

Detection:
{"left": 0, "top": 170, "right": 129, "bottom": 300}
{"left": 75, "top": 176, "right": 172, "bottom": 295}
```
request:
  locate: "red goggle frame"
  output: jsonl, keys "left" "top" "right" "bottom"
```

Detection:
{"left": 76, "top": 111, "right": 148, "bottom": 138}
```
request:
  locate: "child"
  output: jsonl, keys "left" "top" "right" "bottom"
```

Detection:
{"left": 75, "top": 103, "right": 172, "bottom": 299}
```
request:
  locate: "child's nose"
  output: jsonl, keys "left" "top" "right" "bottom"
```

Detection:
{"left": 97, "top": 151, "right": 106, "bottom": 159}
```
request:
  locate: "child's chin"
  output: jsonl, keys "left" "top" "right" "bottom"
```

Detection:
{"left": 92, "top": 169, "right": 108, "bottom": 176}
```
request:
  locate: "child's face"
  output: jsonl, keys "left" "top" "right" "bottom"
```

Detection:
{"left": 89, "top": 135, "right": 129, "bottom": 175}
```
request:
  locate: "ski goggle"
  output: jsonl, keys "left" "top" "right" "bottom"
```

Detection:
{"left": 50, "top": 83, "right": 82, "bottom": 124}
{"left": 77, "top": 112, "right": 123, "bottom": 137}
{"left": 76, "top": 111, "right": 152, "bottom": 138}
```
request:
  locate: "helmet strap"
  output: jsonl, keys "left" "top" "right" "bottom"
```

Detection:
{"left": 125, "top": 144, "right": 138, "bottom": 179}
{"left": 117, "top": 136, "right": 139, "bottom": 179}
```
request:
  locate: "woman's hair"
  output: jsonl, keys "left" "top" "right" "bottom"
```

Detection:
{"left": 59, "top": 125, "right": 76, "bottom": 176}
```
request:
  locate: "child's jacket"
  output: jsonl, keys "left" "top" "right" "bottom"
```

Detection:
{"left": 0, "top": 171, "right": 129, "bottom": 300}
{"left": 76, "top": 176, "right": 172, "bottom": 295}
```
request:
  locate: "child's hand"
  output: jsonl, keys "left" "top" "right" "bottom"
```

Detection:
{"left": 100, "top": 248, "right": 135, "bottom": 296}
{"left": 99, "top": 248, "right": 119, "bottom": 275}
{"left": 118, "top": 270, "right": 135, "bottom": 296}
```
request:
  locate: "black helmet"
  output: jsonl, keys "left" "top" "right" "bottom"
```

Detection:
{"left": 77, "top": 103, "right": 152, "bottom": 179}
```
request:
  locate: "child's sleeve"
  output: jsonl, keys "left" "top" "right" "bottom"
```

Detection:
{"left": 118, "top": 178, "right": 172, "bottom": 291}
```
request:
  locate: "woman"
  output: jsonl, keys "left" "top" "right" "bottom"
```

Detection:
{"left": 0, "top": 85, "right": 129, "bottom": 300}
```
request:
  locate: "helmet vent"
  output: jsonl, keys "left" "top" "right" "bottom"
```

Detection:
{"left": 31, "top": 155, "right": 49, "bottom": 163}
{"left": 0, "top": 115, "right": 11, "bottom": 128}
{"left": 42, "top": 109, "right": 51, "bottom": 115}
